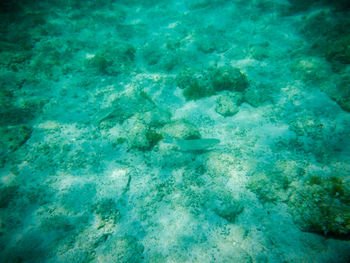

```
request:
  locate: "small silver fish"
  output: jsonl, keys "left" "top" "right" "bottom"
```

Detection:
{"left": 164, "top": 134, "right": 220, "bottom": 152}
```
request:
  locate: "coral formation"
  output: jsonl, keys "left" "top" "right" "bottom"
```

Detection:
{"left": 183, "top": 79, "right": 214, "bottom": 100}
{"left": 215, "top": 91, "right": 242, "bottom": 117}
{"left": 289, "top": 173, "right": 350, "bottom": 237}
{"left": 176, "top": 65, "right": 249, "bottom": 101}
{"left": 212, "top": 198, "right": 244, "bottom": 223}
{"left": 176, "top": 67, "right": 213, "bottom": 100}
{"left": 210, "top": 65, "right": 248, "bottom": 92}
{"left": 162, "top": 119, "right": 201, "bottom": 139}
{"left": 98, "top": 90, "right": 156, "bottom": 127}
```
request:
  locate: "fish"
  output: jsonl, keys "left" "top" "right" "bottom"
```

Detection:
{"left": 164, "top": 134, "right": 220, "bottom": 152}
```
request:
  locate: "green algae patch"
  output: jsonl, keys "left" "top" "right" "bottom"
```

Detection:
{"left": 145, "top": 130, "right": 164, "bottom": 149}
{"left": 289, "top": 174, "right": 350, "bottom": 238}
{"left": 183, "top": 79, "right": 214, "bottom": 100}
{"left": 162, "top": 119, "right": 201, "bottom": 140}
{"left": 176, "top": 65, "right": 249, "bottom": 101}
{"left": 210, "top": 65, "right": 248, "bottom": 92}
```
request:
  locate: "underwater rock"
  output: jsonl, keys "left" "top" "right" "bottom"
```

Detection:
{"left": 176, "top": 68, "right": 199, "bottom": 90}
{"left": 215, "top": 91, "right": 242, "bottom": 117}
{"left": 176, "top": 67, "right": 214, "bottom": 100}
{"left": 126, "top": 120, "right": 150, "bottom": 150}
{"left": 176, "top": 65, "right": 249, "bottom": 100}
{"left": 210, "top": 65, "right": 248, "bottom": 92}
{"left": 205, "top": 151, "right": 241, "bottom": 178}
{"left": 207, "top": 190, "right": 244, "bottom": 223}
{"left": 137, "top": 108, "right": 171, "bottom": 128}
{"left": 98, "top": 90, "right": 156, "bottom": 128}
{"left": 213, "top": 199, "right": 244, "bottom": 223}
{"left": 247, "top": 173, "right": 280, "bottom": 203}
{"left": 288, "top": 173, "right": 350, "bottom": 237}
{"left": 162, "top": 119, "right": 201, "bottom": 140}
{"left": 125, "top": 117, "right": 162, "bottom": 151}
{"left": 182, "top": 78, "right": 214, "bottom": 100}
{"left": 298, "top": 7, "right": 350, "bottom": 72}
{"left": 289, "top": 113, "right": 326, "bottom": 139}
{"left": 247, "top": 160, "right": 300, "bottom": 204}
{"left": 85, "top": 41, "right": 136, "bottom": 75}
{"left": 290, "top": 57, "right": 331, "bottom": 84}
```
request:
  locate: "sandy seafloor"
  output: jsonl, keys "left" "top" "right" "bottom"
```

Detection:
{"left": 1, "top": 0, "right": 350, "bottom": 262}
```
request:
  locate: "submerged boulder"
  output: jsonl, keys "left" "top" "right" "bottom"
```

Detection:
{"left": 176, "top": 68, "right": 213, "bottom": 100}
{"left": 125, "top": 118, "right": 163, "bottom": 151}
{"left": 97, "top": 90, "right": 156, "bottom": 128}
{"left": 215, "top": 91, "right": 243, "bottom": 117}
{"left": 162, "top": 119, "right": 201, "bottom": 140}
{"left": 207, "top": 191, "right": 244, "bottom": 223}
{"left": 213, "top": 200, "right": 244, "bottom": 223}
{"left": 176, "top": 65, "right": 249, "bottom": 101}
{"left": 210, "top": 65, "right": 248, "bottom": 92}
{"left": 288, "top": 173, "right": 350, "bottom": 237}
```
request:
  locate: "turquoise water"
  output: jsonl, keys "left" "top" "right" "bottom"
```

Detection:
{"left": 1, "top": 0, "right": 350, "bottom": 262}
